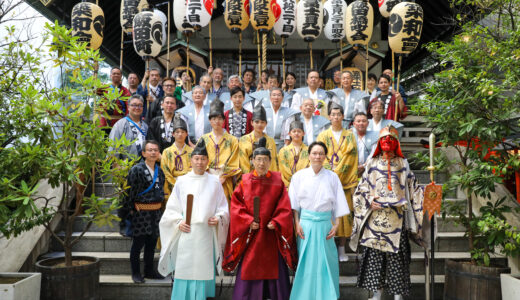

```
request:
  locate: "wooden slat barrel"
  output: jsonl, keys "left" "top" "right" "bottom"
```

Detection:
{"left": 36, "top": 256, "right": 100, "bottom": 300}
{"left": 444, "top": 259, "right": 510, "bottom": 300}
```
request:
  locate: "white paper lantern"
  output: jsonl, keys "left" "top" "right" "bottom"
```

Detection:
{"left": 174, "top": 0, "right": 195, "bottom": 35}
{"left": 153, "top": 9, "right": 167, "bottom": 46}
{"left": 323, "top": 0, "right": 347, "bottom": 42}
{"left": 71, "top": 2, "right": 105, "bottom": 50}
{"left": 274, "top": 0, "right": 296, "bottom": 38}
{"left": 296, "top": 0, "right": 323, "bottom": 42}
{"left": 120, "top": 0, "right": 149, "bottom": 33}
{"left": 133, "top": 10, "right": 164, "bottom": 57}
{"left": 186, "top": 0, "right": 213, "bottom": 30}
{"left": 379, "top": 0, "right": 401, "bottom": 18}
{"left": 345, "top": 0, "right": 374, "bottom": 46}
{"left": 224, "top": 0, "right": 250, "bottom": 33}
{"left": 388, "top": 2, "right": 423, "bottom": 54}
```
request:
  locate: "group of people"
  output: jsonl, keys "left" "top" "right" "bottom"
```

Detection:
{"left": 108, "top": 66, "right": 424, "bottom": 300}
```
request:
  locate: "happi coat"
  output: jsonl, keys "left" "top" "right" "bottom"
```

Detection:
{"left": 199, "top": 131, "right": 241, "bottom": 201}
{"left": 238, "top": 133, "right": 278, "bottom": 174}
{"left": 158, "top": 171, "right": 229, "bottom": 279}
{"left": 278, "top": 143, "right": 309, "bottom": 187}
{"left": 223, "top": 171, "right": 297, "bottom": 279}
{"left": 329, "top": 88, "right": 368, "bottom": 125}
{"left": 108, "top": 117, "right": 148, "bottom": 160}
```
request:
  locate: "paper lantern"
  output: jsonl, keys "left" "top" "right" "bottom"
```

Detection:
{"left": 120, "top": 0, "right": 149, "bottom": 34}
{"left": 153, "top": 8, "right": 167, "bottom": 46}
{"left": 273, "top": 0, "right": 296, "bottom": 38}
{"left": 225, "top": 0, "right": 250, "bottom": 33}
{"left": 133, "top": 11, "right": 164, "bottom": 57}
{"left": 296, "top": 0, "right": 323, "bottom": 42}
{"left": 388, "top": 2, "right": 423, "bottom": 54}
{"left": 343, "top": 67, "right": 364, "bottom": 90}
{"left": 323, "top": 0, "right": 347, "bottom": 43}
{"left": 250, "top": 0, "right": 280, "bottom": 33}
{"left": 71, "top": 2, "right": 105, "bottom": 50}
{"left": 345, "top": 0, "right": 374, "bottom": 46}
{"left": 174, "top": 0, "right": 195, "bottom": 35}
{"left": 379, "top": 0, "right": 401, "bottom": 18}
{"left": 186, "top": 0, "right": 213, "bottom": 30}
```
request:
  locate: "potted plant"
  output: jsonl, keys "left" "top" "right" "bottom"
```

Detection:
{"left": 0, "top": 22, "right": 133, "bottom": 300}
{"left": 413, "top": 0, "right": 520, "bottom": 299}
{"left": 0, "top": 273, "right": 41, "bottom": 300}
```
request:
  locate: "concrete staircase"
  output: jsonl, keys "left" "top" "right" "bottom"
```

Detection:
{"left": 42, "top": 121, "right": 507, "bottom": 299}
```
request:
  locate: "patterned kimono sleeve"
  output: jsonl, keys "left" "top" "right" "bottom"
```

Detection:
{"left": 160, "top": 149, "right": 177, "bottom": 199}
{"left": 350, "top": 163, "right": 374, "bottom": 250}
{"left": 267, "top": 138, "right": 279, "bottom": 172}
{"left": 406, "top": 161, "right": 424, "bottom": 232}
{"left": 278, "top": 148, "right": 292, "bottom": 187}
{"left": 222, "top": 136, "right": 241, "bottom": 180}
{"left": 316, "top": 131, "right": 333, "bottom": 170}
{"left": 238, "top": 136, "right": 252, "bottom": 174}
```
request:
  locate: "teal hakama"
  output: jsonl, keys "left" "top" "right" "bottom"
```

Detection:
{"left": 171, "top": 277, "right": 215, "bottom": 300}
{"left": 290, "top": 209, "right": 340, "bottom": 300}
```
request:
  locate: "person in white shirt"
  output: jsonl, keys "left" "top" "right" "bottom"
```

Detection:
{"left": 264, "top": 88, "right": 300, "bottom": 150}
{"left": 289, "top": 141, "right": 350, "bottom": 300}
{"left": 158, "top": 139, "right": 229, "bottom": 299}
{"left": 290, "top": 70, "right": 332, "bottom": 117}
{"left": 300, "top": 98, "right": 330, "bottom": 145}
{"left": 176, "top": 86, "right": 211, "bottom": 145}
{"left": 329, "top": 71, "right": 368, "bottom": 127}
{"left": 352, "top": 112, "right": 378, "bottom": 176}
{"left": 367, "top": 99, "right": 404, "bottom": 138}
{"left": 182, "top": 74, "right": 216, "bottom": 106}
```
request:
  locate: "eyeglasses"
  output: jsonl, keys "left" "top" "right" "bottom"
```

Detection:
{"left": 130, "top": 104, "right": 143, "bottom": 108}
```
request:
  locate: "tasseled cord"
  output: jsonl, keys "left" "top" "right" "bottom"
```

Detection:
{"left": 383, "top": 152, "right": 395, "bottom": 191}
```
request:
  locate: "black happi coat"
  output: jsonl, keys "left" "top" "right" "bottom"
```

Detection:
{"left": 123, "top": 161, "right": 165, "bottom": 237}
{"left": 145, "top": 97, "right": 185, "bottom": 125}
{"left": 146, "top": 116, "right": 175, "bottom": 152}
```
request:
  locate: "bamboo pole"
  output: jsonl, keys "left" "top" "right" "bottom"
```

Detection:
{"left": 119, "top": 29, "right": 124, "bottom": 70}
{"left": 256, "top": 31, "right": 261, "bottom": 75}
{"left": 339, "top": 40, "right": 343, "bottom": 71}
{"left": 365, "top": 46, "right": 369, "bottom": 91}
{"left": 209, "top": 20, "right": 213, "bottom": 67}
{"left": 394, "top": 55, "right": 402, "bottom": 121}
{"left": 239, "top": 33, "right": 243, "bottom": 77}
{"left": 146, "top": 58, "right": 151, "bottom": 112}
{"left": 166, "top": 1, "right": 171, "bottom": 76}
{"left": 187, "top": 35, "right": 190, "bottom": 71}
{"left": 92, "top": 60, "right": 99, "bottom": 193}
{"left": 262, "top": 33, "right": 267, "bottom": 72}
{"left": 281, "top": 37, "right": 286, "bottom": 84}
{"left": 309, "top": 42, "right": 313, "bottom": 69}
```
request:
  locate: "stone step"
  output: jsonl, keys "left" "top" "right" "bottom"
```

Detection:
{"left": 414, "top": 170, "right": 448, "bottom": 184}
{"left": 99, "top": 274, "right": 445, "bottom": 300}
{"left": 51, "top": 231, "right": 470, "bottom": 253}
{"left": 73, "top": 215, "right": 120, "bottom": 233}
{"left": 94, "top": 182, "right": 117, "bottom": 197}
{"left": 45, "top": 250, "right": 502, "bottom": 278}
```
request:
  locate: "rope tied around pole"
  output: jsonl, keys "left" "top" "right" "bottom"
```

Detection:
{"left": 262, "top": 33, "right": 267, "bottom": 72}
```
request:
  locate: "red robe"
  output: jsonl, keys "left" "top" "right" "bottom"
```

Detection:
{"left": 99, "top": 85, "right": 131, "bottom": 128}
{"left": 369, "top": 94, "right": 408, "bottom": 122}
{"left": 223, "top": 171, "right": 297, "bottom": 280}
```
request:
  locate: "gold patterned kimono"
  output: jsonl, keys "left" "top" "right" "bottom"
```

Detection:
{"left": 350, "top": 156, "right": 424, "bottom": 253}
{"left": 317, "top": 128, "right": 358, "bottom": 237}
{"left": 278, "top": 143, "right": 309, "bottom": 187}
{"left": 238, "top": 132, "right": 278, "bottom": 174}
{"left": 199, "top": 131, "right": 241, "bottom": 202}
{"left": 161, "top": 143, "right": 193, "bottom": 202}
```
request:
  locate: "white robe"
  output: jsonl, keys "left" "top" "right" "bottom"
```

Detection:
{"left": 289, "top": 167, "right": 350, "bottom": 219}
{"left": 158, "top": 171, "right": 229, "bottom": 280}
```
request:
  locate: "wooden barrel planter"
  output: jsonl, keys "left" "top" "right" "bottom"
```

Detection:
{"left": 35, "top": 256, "right": 100, "bottom": 300}
{"left": 444, "top": 259, "right": 510, "bottom": 300}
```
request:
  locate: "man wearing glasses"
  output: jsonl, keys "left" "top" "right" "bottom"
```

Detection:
{"left": 146, "top": 77, "right": 185, "bottom": 124}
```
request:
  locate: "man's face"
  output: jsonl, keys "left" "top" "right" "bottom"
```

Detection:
{"left": 309, "top": 144, "right": 326, "bottom": 165}
{"left": 209, "top": 115, "right": 224, "bottom": 131}
{"left": 150, "top": 70, "right": 161, "bottom": 85}
{"left": 191, "top": 154, "right": 209, "bottom": 174}
{"left": 162, "top": 80, "right": 176, "bottom": 96}
{"left": 243, "top": 71, "right": 254, "bottom": 84}
{"left": 192, "top": 88, "right": 205, "bottom": 104}
{"left": 334, "top": 71, "right": 341, "bottom": 84}
{"left": 252, "top": 154, "right": 270, "bottom": 176}
{"left": 200, "top": 76, "right": 212, "bottom": 92}
{"left": 353, "top": 115, "right": 368, "bottom": 135}
{"left": 380, "top": 135, "right": 398, "bottom": 152}
{"left": 162, "top": 97, "right": 177, "bottom": 114}
{"left": 370, "top": 102, "right": 384, "bottom": 120}
{"left": 181, "top": 72, "right": 191, "bottom": 83}
{"left": 270, "top": 90, "right": 283, "bottom": 108}
{"left": 383, "top": 69, "right": 393, "bottom": 79}
{"left": 212, "top": 68, "right": 223, "bottom": 84}
{"left": 128, "top": 73, "right": 139, "bottom": 86}
{"left": 173, "top": 128, "right": 187, "bottom": 144}
{"left": 378, "top": 78, "right": 390, "bottom": 93}
{"left": 300, "top": 99, "right": 315, "bottom": 118}
{"left": 128, "top": 98, "right": 143, "bottom": 119}
{"left": 367, "top": 78, "right": 376, "bottom": 90}
{"left": 307, "top": 71, "right": 319, "bottom": 89}
{"left": 268, "top": 78, "right": 279, "bottom": 89}
{"left": 341, "top": 72, "right": 353, "bottom": 89}
{"left": 142, "top": 142, "right": 160, "bottom": 161}
{"left": 231, "top": 91, "right": 245, "bottom": 108}
{"left": 329, "top": 108, "right": 343, "bottom": 127}
{"left": 111, "top": 69, "right": 122, "bottom": 85}
{"left": 228, "top": 77, "right": 241, "bottom": 89}
{"left": 251, "top": 119, "right": 267, "bottom": 132}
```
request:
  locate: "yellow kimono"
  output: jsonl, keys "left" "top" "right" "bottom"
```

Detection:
{"left": 161, "top": 143, "right": 193, "bottom": 202}
{"left": 200, "top": 131, "right": 241, "bottom": 201}
{"left": 238, "top": 132, "right": 278, "bottom": 175}
{"left": 317, "top": 128, "right": 358, "bottom": 237}
{"left": 278, "top": 143, "right": 310, "bottom": 187}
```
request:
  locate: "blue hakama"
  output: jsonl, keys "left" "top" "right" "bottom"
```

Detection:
{"left": 171, "top": 277, "right": 215, "bottom": 300}
{"left": 290, "top": 209, "right": 340, "bottom": 300}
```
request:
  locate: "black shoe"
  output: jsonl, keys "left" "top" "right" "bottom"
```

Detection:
{"left": 132, "top": 273, "right": 145, "bottom": 283}
{"left": 144, "top": 270, "right": 165, "bottom": 280}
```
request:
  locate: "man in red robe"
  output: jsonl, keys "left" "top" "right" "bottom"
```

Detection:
{"left": 223, "top": 137, "right": 297, "bottom": 300}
